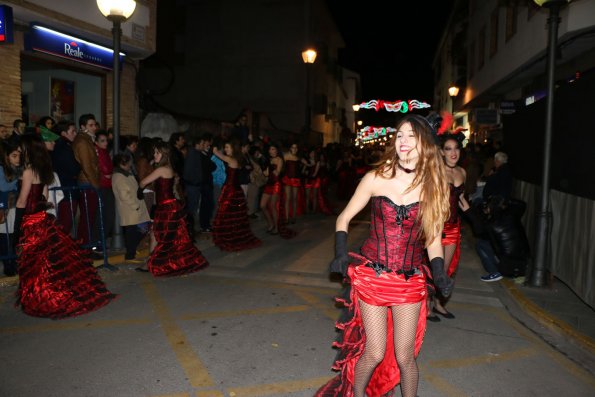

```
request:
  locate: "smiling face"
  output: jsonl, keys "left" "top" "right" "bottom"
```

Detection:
{"left": 224, "top": 143, "right": 233, "bottom": 156}
{"left": 441, "top": 138, "right": 460, "bottom": 167}
{"left": 395, "top": 122, "right": 420, "bottom": 163}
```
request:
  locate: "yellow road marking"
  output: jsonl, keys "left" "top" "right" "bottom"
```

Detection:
{"left": 227, "top": 376, "right": 332, "bottom": 397}
{"left": 422, "top": 372, "right": 468, "bottom": 397}
{"left": 502, "top": 278, "right": 595, "bottom": 353}
{"left": 142, "top": 281, "right": 214, "bottom": 388}
{"left": 0, "top": 317, "right": 152, "bottom": 334}
{"left": 293, "top": 290, "right": 338, "bottom": 321}
{"left": 179, "top": 305, "right": 310, "bottom": 321}
{"left": 495, "top": 310, "right": 595, "bottom": 388}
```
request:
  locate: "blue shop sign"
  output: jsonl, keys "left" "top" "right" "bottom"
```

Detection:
{"left": 27, "top": 25, "right": 124, "bottom": 70}
{"left": 0, "top": 5, "right": 14, "bottom": 44}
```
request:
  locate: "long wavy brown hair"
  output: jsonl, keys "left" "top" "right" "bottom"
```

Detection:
{"left": 374, "top": 114, "right": 450, "bottom": 245}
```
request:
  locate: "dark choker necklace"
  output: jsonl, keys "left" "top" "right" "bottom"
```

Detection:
{"left": 445, "top": 163, "right": 457, "bottom": 169}
{"left": 398, "top": 163, "right": 415, "bottom": 174}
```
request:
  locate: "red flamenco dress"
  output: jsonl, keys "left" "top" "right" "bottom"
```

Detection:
{"left": 16, "top": 183, "right": 116, "bottom": 319}
{"left": 281, "top": 159, "right": 305, "bottom": 217}
{"left": 443, "top": 183, "right": 465, "bottom": 277}
{"left": 212, "top": 167, "right": 261, "bottom": 251}
{"left": 305, "top": 164, "right": 335, "bottom": 215}
{"left": 316, "top": 197, "right": 429, "bottom": 397}
{"left": 263, "top": 163, "right": 296, "bottom": 239}
{"left": 147, "top": 177, "right": 209, "bottom": 276}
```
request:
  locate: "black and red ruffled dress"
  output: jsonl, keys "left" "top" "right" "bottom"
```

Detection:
{"left": 281, "top": 159, "right": 301, "bottom": 188}
{"left": 16, "top": 184, "right": 116, "bottom": 319}
{"left": 212, "top": 167, "right": 261, "bottom": 251}
{"left": 263, "top": 163, "right": 296, "bottom": 239}
{"left": 443, "top": 183, "right": 464, "bottom": 277}
{"left": 147, "top": 177, "right": 209, "bottom": 276}
{"left": 316, "top": 196, "right": 429, "bottom": 397}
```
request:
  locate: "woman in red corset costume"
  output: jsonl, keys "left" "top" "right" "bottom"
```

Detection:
{"left": 281, "top": 143, "right": 303, "bottom": 223}
{"left": 303, "top": 148, "right": 320, "bottom": 213}
{"left": 138, "top": 142, "right": 208, "bottom": 276}
{"left": 260, "top": 144, "right": 296, "bottom": 238}
{"left": 317, "top": 114, "right": 453, "bottom": 397}
{"left": 15, "top": 134, "right": 116, "bottom": 319}
{"left": 429, "top": 132, "right": 466, "bottom": 321}
{"left": 211, "top": 141, "right": 261, "bottom": 251}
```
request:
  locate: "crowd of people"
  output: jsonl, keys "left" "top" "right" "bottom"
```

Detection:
{"left": 0, "top": 110, "right": 529, "bottom": 396}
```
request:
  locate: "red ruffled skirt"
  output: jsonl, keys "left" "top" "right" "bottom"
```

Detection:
{"left": 263, "top": 181, "right": 282, "bottom": 195}
{"left": 147, "top": 199, "right": 209, "bottom": 276}
{"left": 16, "top": 211, "right": 117, "bottom": 319}
{"left": 212, "top": 182, "right": 261, "bottom": 251}
{"left": 442, "top": 220, "right": 461, "bottom": 277}
{"left": 316, "top": 254, "right": 428, "bottom": 397}
{"left": 281, "top": 176, "right": 301, "bottom": 187}
{"left": 262, "top": 181, "right": 296, "bottom": 239}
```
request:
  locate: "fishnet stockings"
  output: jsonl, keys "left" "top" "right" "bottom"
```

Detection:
{"left": 354, "top": 299, "right": 421, "bottom": 397}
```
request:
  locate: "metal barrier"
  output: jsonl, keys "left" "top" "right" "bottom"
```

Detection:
{"left": 0, "top": 186, "right": 117, "bottom": 271}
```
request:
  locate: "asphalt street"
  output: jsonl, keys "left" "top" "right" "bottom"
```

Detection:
{"left": 1, "top": 212, "right": 594, "bottom": 397}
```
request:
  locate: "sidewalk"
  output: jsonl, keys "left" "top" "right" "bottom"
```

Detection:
{"left": 457, "top": 226, "right": 595, "bottom": 368}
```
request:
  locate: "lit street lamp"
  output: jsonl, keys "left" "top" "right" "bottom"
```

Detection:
{"left": 448, "top": 84, "right": 459, "bottom": 115}
{"left": 97, "top": 0, "right": 136, "bottom": 250}
{"left": 301, "top": 48, "right": 317, "bottom": 138}
{"left": 530, "top": 0, "right": 570, "bottom": 288}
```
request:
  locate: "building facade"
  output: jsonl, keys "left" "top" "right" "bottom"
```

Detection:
{"left": 139, "top": 0, "right": 356, "bottom": 145}
{"left": 0, "top": 0, "right": 156, "bottom": 134}
{"left": 435, "top": 0, "right": 595, "bottom": 307}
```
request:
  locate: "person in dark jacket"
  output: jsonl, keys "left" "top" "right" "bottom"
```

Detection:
{"left": 183, "top": 135, "right": 203, "bottom": 235}
{"left": 482, "top": 151, "right": 512, "bottom": 202}
{"left": 459, "top": 194, "right": 530, "bottom": 281}
{"left": 50, "top": 120, "right": 81, "bottom": 235}
{"left": 198, "top": 133, "right": 216, "bottom": 232}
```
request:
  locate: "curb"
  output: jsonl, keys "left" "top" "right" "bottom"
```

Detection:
{"left": 501, "top": 278, "right": 595, "bottom": 354}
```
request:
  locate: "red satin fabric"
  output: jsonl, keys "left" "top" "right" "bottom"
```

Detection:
{"left": 317, "top": 176, "right": 334, "bottom": 215}
{"left": 281, "top": 176, "right": 301, "bottom": 187}
{"left": 442, "top": 221, "right": 461, "bottom": 277}
{"left": 442, "top": 183, "right": 464, "bottom": 277}
{"left": 316, "top": 261, "right": 427, "bottom": 397}
{"left": 262, "top": 164, "right": 296, "bottom": 239}
{"left": 16, "top": 184, "right": 116, "bottom": 319}
{"left": 147, "top": 178, "right": 209, "bottom": 276}
{"left": 212, "top": 168, "right": 261, "bottom": 251}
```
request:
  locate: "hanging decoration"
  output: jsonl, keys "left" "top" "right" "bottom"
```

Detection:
{"left": 358, "top": 99, "right": 431, "bottom": 112}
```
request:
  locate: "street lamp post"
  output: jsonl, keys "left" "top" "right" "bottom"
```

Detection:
{"left": 530, "top": 0, "right": 569, "bottom": 287}
{"left": 301, "top": 49, "right": 317, "bottom": 140}
{"left": 97, "top": 0, "right": 136, "bottom": 251}
{"left": 448, "top": 84, "right": 460, "bottom": 115}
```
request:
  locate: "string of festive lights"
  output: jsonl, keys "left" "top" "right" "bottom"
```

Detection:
{"left": 357, "top": 126, "right": 397, "bottom": 141}
{"left": 358, "top": 99, "right": 431, "bottom": 112}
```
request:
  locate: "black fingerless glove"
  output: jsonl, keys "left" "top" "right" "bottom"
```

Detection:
{"left": 430, "top": 257, "right": 454, "bottom": 297}
{"left": 329, "top": 231, "right": 349, "bottom": 276}
{"left": 12, "top": 207, "right": 25, "bottom": 252}
{"left": 137, "top": 187, "right": 144, "bottom": 200}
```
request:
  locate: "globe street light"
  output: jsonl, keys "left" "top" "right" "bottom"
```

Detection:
{"left": 97, "top": 0, "right": 136, "bottom": 251}
{"left": 302, "top": 48, "right": 317, "bottom": 138}
{"left": 448, "top": 84, "right": 459, "bottom": 115}
{"left": 530, "top": 0, "right": 570, "bottom": 288}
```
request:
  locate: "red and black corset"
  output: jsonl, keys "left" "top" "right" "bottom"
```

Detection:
{"left": 359, "top": 196, "right": 426, "bottom": 275}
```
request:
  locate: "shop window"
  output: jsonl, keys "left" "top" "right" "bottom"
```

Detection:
{"left": 490, "top": 8, "right": 499, "bottom": 58}
{"left": 506, "top": 4, "right": 518, "bottom": 42}
{"left": 478, "top": 26, "right": 486, "bottom": 70}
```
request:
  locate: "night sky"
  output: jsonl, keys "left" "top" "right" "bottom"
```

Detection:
{"left": 326, "top": 1, "right": 455, "bottom": 102}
